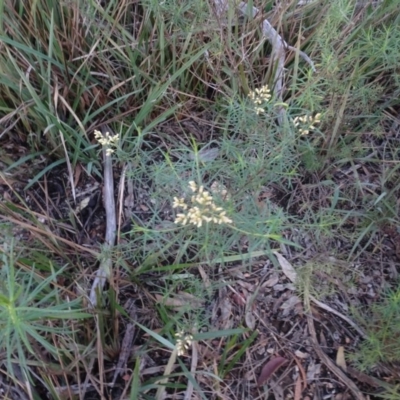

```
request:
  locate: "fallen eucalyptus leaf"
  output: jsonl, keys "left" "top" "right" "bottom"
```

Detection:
{"left": 336, "top": 346, "right": 347, "bottom": 371}
{"left": 257, "top": 356, "right": 288, "bottom": 386}
{"left": 273, "top": 251, "right": 297, "bottom": 283}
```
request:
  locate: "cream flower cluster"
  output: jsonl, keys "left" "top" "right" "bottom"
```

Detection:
{"left": 248, "top": 85, "right": 272, "bottom": 115}
{"left": 175, "top": 331, "right": 193, "bottom": 356}
{"left": 94, "top": 130, "right": 119, "bottom": 156}
{"left": 293, "top": 113, "right": 321, "bottom": 135}
{"left": 173, "top": 181, "right": 232, "bottom": 227}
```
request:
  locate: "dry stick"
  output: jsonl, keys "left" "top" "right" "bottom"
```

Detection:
{"left": 238, "top": 1, "right": 285, "bottom": 122}
{"left": 155, "top": 349, "right": 179, "bottom": 400}
{"left": 273, "top": 253, "right": 368, "bottom": 398}
{"left": 275, "top": 251, "right": 367, "bottom": 339}
{"left": 183, "top": 339, "right": 199, "bottom": 400}
{"left": 232, "top": 2, "right": 315, "bottom": 123}
{"left": 0, "top": 210, "right": 99, "bottom": 256}
{"left": 244, "top": 0, "right": 316, "bottom": 66}
{"left": 305, "top": 295, "right": 366, "bottom": 400}
{"left": 111, "top": 299, "right": 137, "bottom": 388}
{"left": 310, "top": 296, "right": 397, "bottom": 392}
{"left": 309, "top": 295, "right": 367, "bottom": 339}
{"left": 89, "top": 126, "right": 117, "bottom": 307}
{"left": 117, "top": 163, "right": 128, "bottom": 246}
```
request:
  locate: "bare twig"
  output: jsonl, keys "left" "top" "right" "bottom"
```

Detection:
{"left": 305, "top": 295, "right": 366, "bottom": 400}
{"left": 183, "top": 336, "right": 199, "bottom": 400}
{"left": 273, "top": 252, "right": 366, "bottom": 339}
{"left": 239, "top": 2, "right": 286, "bottom": 105}
{"left": 0, "top": 372, "right": 30, "bottom": 400}
{"left": 237, "top": 2, "right": 315, "bottom": 122}
{"left": 309, "top": 295, "right": 367, "bottom": 339}
{"left": 102, "top": 126, "right": 117, "bottom": 247}
{"left": 117, "top": 163, "right": 128, "bottom": 245}
{"left": 111, "top": 299, "right": 137, "bottom": 388}
{"left": 213, "top": 0, "right": 315, "bottom": 123}
{"left": 155, "top": 349, "right": 179, "bottom": 400}
{"left": 89, "top": 125, "right": 117, "bottom": 307}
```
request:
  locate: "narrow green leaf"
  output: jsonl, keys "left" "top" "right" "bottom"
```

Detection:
{"left": 134, "top": 321, "right": 175, "bottom": 350}
{"left": 5, "top": 152, "right": 45, "bottom": 172}
{"left": 130, "top": 357, "right": 141, "bottom": 399}
{"left": 194, "top": 328, "right": 247, "bottom": 341}
{"left": 24, "top": 159, "right": 65, "bottom": 190}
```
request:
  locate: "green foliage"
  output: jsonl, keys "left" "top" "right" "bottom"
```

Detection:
{"left": 296, "top": 261, "right": 338, "bottom": 301}
{"left": 354, "top": 286, "right": 400, "bottom": 369}
{"left": 1, "top": 0, "right": 400, "bottom": 397}
{"left": 0, "top": 239, "right": 90, "bottom": 380}
{"left": 0, "top": 0, "right": 212, "bottom": 180}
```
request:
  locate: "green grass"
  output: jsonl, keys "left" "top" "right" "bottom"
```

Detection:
{"left": 1, "top": 0, "right": 400, "bottom": 398}
{"left": 352, "top": 286, "right": 400, "bottom": 369}
{"left": 0, "top": 237, "right": 90, "bottom": 393}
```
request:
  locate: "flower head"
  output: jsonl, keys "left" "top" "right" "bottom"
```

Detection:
{"left": 173, "top": 197, "right": 188, "bottom": 210}
{"left": 248, "top": 85, "right": 271, "bottom": 114}
{"left": 94, "top": 130, "right": 119, "bottom": 155}
{"left": 293, "top": 113, "right": 322, "bottom": 135}
{"left": 175, "top": 331, "right": 193, "bottom": 356}
{"left": 173, "top": 181, "right": 232, "bottom": 227}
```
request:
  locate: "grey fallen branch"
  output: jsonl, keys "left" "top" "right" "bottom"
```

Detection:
{"left": 238, "top": 2, "right": 315, "bottom": 122}
{"left": 89, "top": 126, "right": 117, "bottom": 307}
{"left": 214, "top": 0, "right": 315, "bottom": 122}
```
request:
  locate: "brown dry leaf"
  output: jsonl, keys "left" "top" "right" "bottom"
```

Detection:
{"left": 231, "top": 293, "right": 246, "bottom": 306}
{"left": 177, "top": 291, "right": 205, "bottom": 304}
{"left": 294, "top": 350, "right": 309, "bottom": 359}
{"left": 336, "top": 346, "right": 347, "bottom": 371}
{"left": 73, "top": 164, "right": 82, "bottom": 187}
{"left": 306, "top": 361, "right": 321, "bottom": 382}
{"left": 294, "top": 376, "right": 302, "bottom": 400}
{"left": 245, "top": 308, "right": 256, "bottom": 329}
{"left": 82, "top": 89, "right": 90, "bottom": 108}
{"left": 92, "top": 86, "right": 106, "bottom": 107}
{"left": 236, "top": 279, "right": 254, "bottom": 291}
{"left": 319, "top": 330, "right": 327, "bottom": 348}
{"left": 0, "top": 174, "right": 19, "bottom": 186}
{"left": 262, "top": 273, "right": 279, "bottom": 287}
{"left": 270, "top": 379, "right": 285, "bottom": 400}
{"left": 255, "top": 200, "right": 265, "bottom": 212}
{"left": 219, "top": 297, "right": 233, "bottom": 329}
{"left": 244, "top": 287, "right": 259, "bottom": 329}
{"left": 294, "top": 355, "right": 307, "bottom": 391}
{"left": 257, "top": 357, "right": 288, "bottom": 386}
{"left": 273, "top": 251, "right": 297, "bottom": 283}
{"left": 190, "top": 147, "right": 220, "bottom": 163}
{"left": 198, "top": 265, "right": 211, "bottom": 288}
{"left": 280, "top": 295, "right": 301, "bottom": 317}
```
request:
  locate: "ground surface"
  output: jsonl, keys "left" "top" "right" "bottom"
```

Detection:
{"left": 2, "top": 114, "right": 400, "bottom": 399}
{"left": 1, "top": 1, "right": 400, "bottom": 399}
